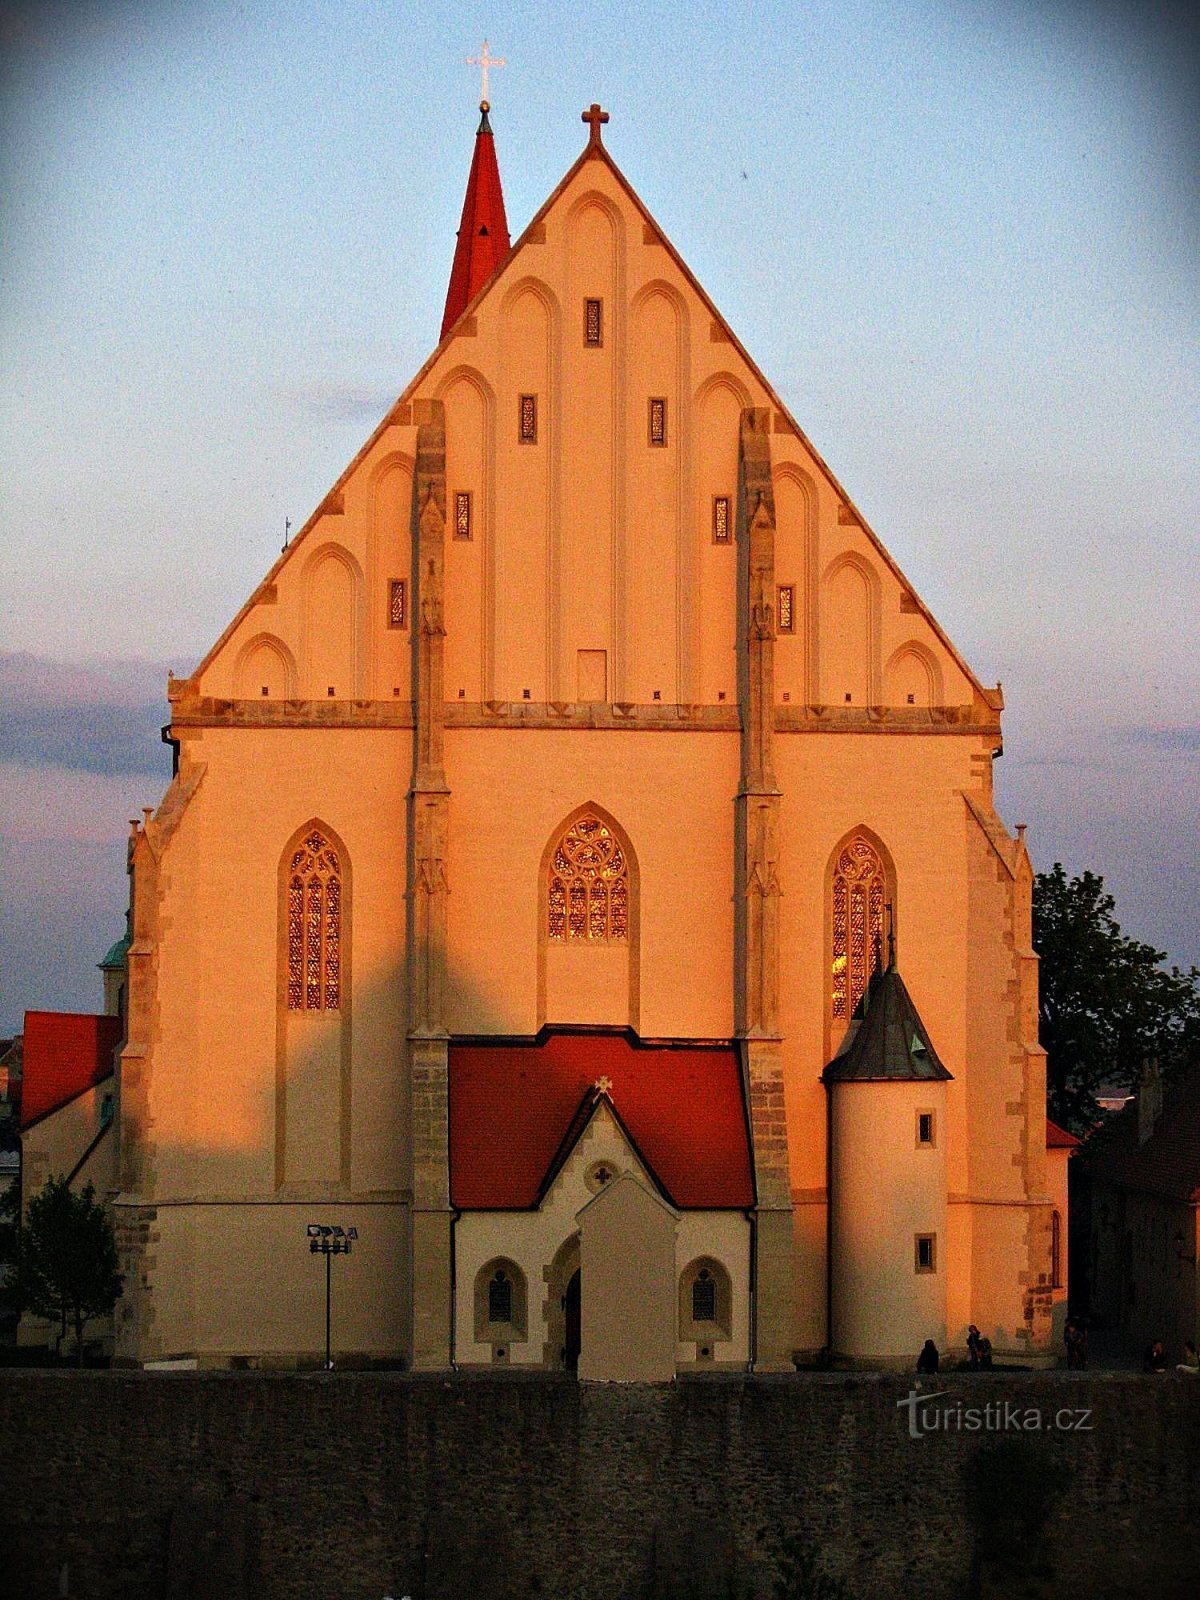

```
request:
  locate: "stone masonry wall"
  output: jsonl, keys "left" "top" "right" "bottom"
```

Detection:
{"left": 1, "top": 1372, "right": 1197, "bottom": 1600}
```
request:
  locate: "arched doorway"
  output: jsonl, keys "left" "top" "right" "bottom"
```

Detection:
{"left": 564, "top": 1269, "right": 581, "bottom": 1373}
{"left": 545, "top": 1232, "right": 581, "bottom": 1371}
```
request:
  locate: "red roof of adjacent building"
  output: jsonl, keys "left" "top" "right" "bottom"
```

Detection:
{"left": 440, "top": 103, "right": 512, "bottom": 341}
{"left": 1046, "top": 1118, "right": 1080, "bottom": 1149}
{"left": 449, "top": 1032, "right": 754, "bottom": 1209}
{"left": 20, "top": 1011, "right": 121, "bottom": 1129}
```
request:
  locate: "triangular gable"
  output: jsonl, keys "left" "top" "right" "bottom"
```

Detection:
{"left": 537, "top": 1090, "right": 676, "bottom": 1209}
{"left": 189, "top": 118, "right": 996, "bottom": 706}
{"left": 575, "top": 1166, "right": 681, "bottom": 1225}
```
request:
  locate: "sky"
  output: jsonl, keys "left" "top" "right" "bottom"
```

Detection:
{"left": 1, "top": 0, "right": 1197, "bottom": 1032}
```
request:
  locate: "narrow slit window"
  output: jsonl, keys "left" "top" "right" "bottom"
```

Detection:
{"left": 915, "top": 1234, "right": 937, "bottom": 1273}
{"left": 519, "top": 393, "right": 538, "bottom": 444}
{"left": 692, "top": 1270, "right": 717, "bottom": 1323}
{"left": 712, "top": 496, "right": 731, "bottom": 544}
{"left": 777, "top": 584, "right": 795, "bottom": 634}
{"left": 917, "top": 1111, "right": 935, "bottom": 1147}
{"left": 488, "top": 1269, "right": 513, "bottom": 1324}
{"left": 389, "top": 579, "right": 407, "bottom": 629}
{"left": 584, "top": 298, "right": 603, "bottom": 346}
{"left": 648, "top": 397, "right": 667, "bottom": 447}
{"left": 454, "top": 491, "right": 472, "bottom": 541}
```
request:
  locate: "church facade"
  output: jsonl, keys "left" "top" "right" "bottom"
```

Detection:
{"left": 111, "top": 103, "right": 1053, "bottom": 1373}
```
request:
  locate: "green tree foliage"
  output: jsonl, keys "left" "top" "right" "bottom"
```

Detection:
{"left": 14, "top": 1177, "right": 123, "bottom": 1364}
{"left": 1033, "top": 864, "right": 1200, "bottom": 1133}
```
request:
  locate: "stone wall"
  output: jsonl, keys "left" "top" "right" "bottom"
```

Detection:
{"left": 1, "top": 1371, "right": 1197, "bottom": 1600}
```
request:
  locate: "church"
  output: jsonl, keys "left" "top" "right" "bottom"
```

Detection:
{"left": 103, "top": 97, "right": 1056, "bottom": 1374}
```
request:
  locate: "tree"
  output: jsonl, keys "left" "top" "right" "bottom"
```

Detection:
{"left": 1033, "top": 864, "right": 1200, "bottom": 1133}
{"left": 15, "top": 1178, "right": 123, "bottom": 1364}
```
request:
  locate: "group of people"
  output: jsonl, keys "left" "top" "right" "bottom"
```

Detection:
{"left": 1143, "top": 1338, "right": 1198, "bottom": 1375}
{"left": 913, "top": 1327, "right": 992, "bottom": 1375}
{"left": 913, "top": 1324, "right": 1199, "bottom": 1375}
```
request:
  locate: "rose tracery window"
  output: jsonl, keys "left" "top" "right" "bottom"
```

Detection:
{"left": 287, "top": 829, "right": 342, "bottom": 1011}
{"left": 831, "top": 835, "right": 885, "bottom": 1020}
{"left": 547, "top": 814, "right": 629, "bottom": 944}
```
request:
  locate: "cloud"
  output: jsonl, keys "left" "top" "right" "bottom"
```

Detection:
{"left": 287, "top": 382, "right": 397, "bottom": 425}
{"left": 0, "top": 651, "right": 182, "bottom": 777}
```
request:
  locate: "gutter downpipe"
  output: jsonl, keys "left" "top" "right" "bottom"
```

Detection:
{"left": 449, "top": 1205, "right": 461, "bottom": 1371}
{"left": 744, "top": 1206, "right": 758, "bottom": 1372}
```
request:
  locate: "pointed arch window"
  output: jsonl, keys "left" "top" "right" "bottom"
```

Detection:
{"left": 547, "top": 814, "right": 629, "bottom": 943}
{"left": 287, "top": 830, "right": 342, "bottom": 1011}
{"left": 831, "top": 836, "right": 886, "bottom": 1020}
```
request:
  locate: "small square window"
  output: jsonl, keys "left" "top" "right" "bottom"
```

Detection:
{"left": 777, "top": 584, "right": 795, "bottom": 634}
{"left": 648, "top": 397, "right": 667, "bottom": 447}
{"left": 389, "top": 579, "right": 407, "bottom": 629}
{"left": 712, "top": 496, "right": 731, "bottom": 544}
{"left": 584, "top": 298, "right": 603, "bottom": 346}
{"left": 454, "top": 491, "right": 472, "bottom": 540}
{"left": 915, "top": 1234, "right": 937, "bottom": 1273}
{"left": 917, "top": 1111, "right": 935, "bottom": 1147}
{"left": 519, "top": 393, "right": 537, "bottom": 443}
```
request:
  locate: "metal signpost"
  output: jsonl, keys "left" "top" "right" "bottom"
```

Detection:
{"left": 306, "top": 1222, "right": 358, "bottom": 1369}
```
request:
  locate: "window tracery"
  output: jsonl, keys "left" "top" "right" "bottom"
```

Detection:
{"left": 287, "top": 829, "right": 342, "bottom": 1011}
{"left": 547, "top": 814, "right": 629, "bottom": 944}
{"left": 831, "top": 835, "right": 886, "bottom": 1021}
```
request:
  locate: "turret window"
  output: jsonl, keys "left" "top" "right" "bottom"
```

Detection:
{"left": 915, "top": 1234, "right": 937, "bottom": 1273}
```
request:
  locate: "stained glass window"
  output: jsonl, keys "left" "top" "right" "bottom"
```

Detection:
{"left": 713, "top": 496, "right": 731, "bottom": 544}
{"left": 777, "top": 584, "right": 795, "bottom": 634}
{"left": 389, "top": 580, "right": 406, "bottom": 629}
{"left": 547, "top": 814, "right": 629, "bottom": 944}
{"left": 287, "top": 829, "right": 342, "bottom": 1012}
{"left": 519, "top": 393, "right": 537, "bottom": 443}
{"left": 454, "top": 491, "right": 472, "bottom": 540}
{"left": 584, "top": 298, "right": 603, "bottom": 346}
{"left": 648, "top": 397, "right": 666, "bottom": 447}
{"left": 831, "top": 835, "right": 885, "bottom": 1020}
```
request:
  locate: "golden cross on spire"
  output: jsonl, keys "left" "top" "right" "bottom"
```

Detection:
{"left": 467, "top": 39, "right": 505, "bottom": 107}
{"left": 582, "top": 103, "right": 609, "bottom": 147}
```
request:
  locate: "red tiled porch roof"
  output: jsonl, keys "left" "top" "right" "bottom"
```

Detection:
{"left": 449, "top": 1032, "right": 754, "bottom": 1210}
{"left": 20, "top": 1011, "right": 121, "bottom": 1129}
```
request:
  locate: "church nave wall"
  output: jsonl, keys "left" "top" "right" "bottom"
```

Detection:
{"left": 441, "top": 727, "right": 738, "bottom": 1040}
{"left": 141, "top": 728, "right": 410, "bottom": 1206}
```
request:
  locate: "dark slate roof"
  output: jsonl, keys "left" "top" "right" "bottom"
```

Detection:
{"left": 822, "top": 964, "right": 953, "bottom": 1083}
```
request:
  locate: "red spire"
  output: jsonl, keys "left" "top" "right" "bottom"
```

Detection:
{"left": 440, "top": 102, "right": 511, "bottom": 341}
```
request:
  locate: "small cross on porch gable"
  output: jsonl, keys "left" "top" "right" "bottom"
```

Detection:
{"left": 582, "top": 103, "right": 609, "bottom": 148}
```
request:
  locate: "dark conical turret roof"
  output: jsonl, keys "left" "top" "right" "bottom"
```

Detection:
{"left": 822, "top": 962, "right": 953, "bottom": 1083}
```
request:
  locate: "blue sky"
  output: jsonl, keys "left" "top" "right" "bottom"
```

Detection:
{"left": 1, "top": 0, "right": 1197, "bottom": 1030}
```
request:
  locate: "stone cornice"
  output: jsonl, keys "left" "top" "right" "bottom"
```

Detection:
{"left": 168, "top": 697, "right": 1000, "bottom": 736}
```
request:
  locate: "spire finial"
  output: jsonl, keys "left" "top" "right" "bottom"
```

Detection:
{"left": 467, "top": 39, "right": 505, "bottom": 106}
{"left": 582, "top": 103, "right": 609, "bottom": 148}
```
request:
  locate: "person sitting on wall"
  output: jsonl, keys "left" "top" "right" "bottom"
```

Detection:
{"left": 917, "top": 1339, "right": 940, "bottom": 1375}
{"left": 1064, "top": 1319, "right": 1088, "bottom": 1370}
{"left": 1143, "top": 1339, "right": 1167, "bottom": 1373}
{"left": 967, "top": 1325, "right": 982, "bottom": 1369}
{"left": 1176, "top": 1341, "right": 1198, "bottom": 1375}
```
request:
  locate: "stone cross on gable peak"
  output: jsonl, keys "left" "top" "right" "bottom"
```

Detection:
{"left": 594, "top": 1075, "right": 613, "bottom": 1094}
{"left": 582, "top": 103, "right": 609, "bottom": 147}
{"left": 467, "top": 39, "right": 505, "bottom": 107}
